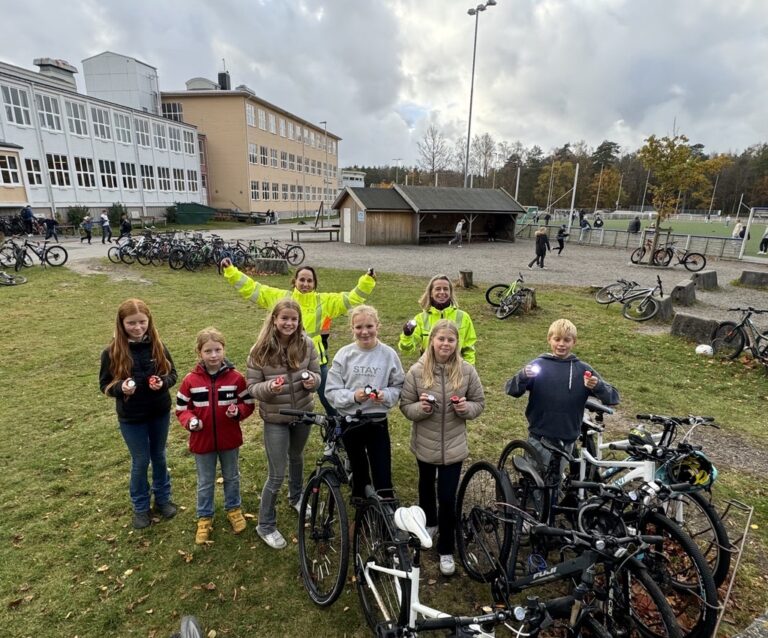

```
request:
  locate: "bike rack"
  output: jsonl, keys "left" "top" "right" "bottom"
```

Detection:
{"left": 712, "top": 498, "right": 754, "bottom": 637}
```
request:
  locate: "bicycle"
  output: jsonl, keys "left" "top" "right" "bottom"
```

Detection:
{"left": 485, "top": 272, "right": 532, "bottom": 319}
{"left": 630, "top": 237, "right": 661, "bottom": 265}
{"left": 594, "top": 277, "right": 640, "bottom": 304}
{"left": 711, "top": 307, "right": 768, "bottom": 362}
{"left": 0, "top": 270, "right": 27, "bottom": 285}
{"left": 11, "top": 237, "right": 68, "bottom": 269}
{"left": 620, "top": 275, "right": 664, "bottom": 321}
{"left": 260, "top": 238, "right": 305, "bottom": 266}
{"left": 653, "top": 243, "right": 707, "bottom": 272}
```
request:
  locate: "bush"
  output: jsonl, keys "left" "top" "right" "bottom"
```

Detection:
{"left": 107, "top": 203, "right": 128, "bottom": 226}
{"left": 166, "top": 205, "right": 177, "bottom": 224}
{"left": 66, "top": 205, "right": 90, "bottom": 228}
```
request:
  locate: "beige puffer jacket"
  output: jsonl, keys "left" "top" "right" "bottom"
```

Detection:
{"left": 399, "top": 357, "right": 485, "bottom": 465}
{"left": 246, "top": 335, "right": 321, "bottom": 424}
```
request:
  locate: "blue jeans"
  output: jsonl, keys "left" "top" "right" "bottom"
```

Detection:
{"left": 257, "top": 420, "right": 312, "bottom": 535}
{"left": 194, "top": 448, "right": 241, "bottom": 518}
{"left": 118, "top": 413, "right": 172, "bottom": 513}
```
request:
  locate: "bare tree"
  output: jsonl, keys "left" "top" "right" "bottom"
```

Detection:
{"left": 452, "top": 138, "right": 467, "bottom": 174}
{"left": 472, "top": 132, "right": 496, "bottom": 183}
{"left": 416, "top": 125, "right": 451, "bottom": 175}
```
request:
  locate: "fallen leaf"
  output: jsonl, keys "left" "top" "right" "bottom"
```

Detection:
{"left": 123, "top": 569, "right": 134, "bottom": 577}
{"left": 96, "top": 564, "right": 109, "bottom": 573}
{"left": 202, "top": 582, "right": 217, "bottom": 591}
{"left": 207, "top": 631, "right": 217, "bottom": 638}
{"left": 427, "top": 578, "right": 437, "bottom": 585}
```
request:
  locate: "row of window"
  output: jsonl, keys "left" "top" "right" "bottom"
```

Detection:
{"left": 246, "top": 143, "right": 336, "bottom": 177}
{"left": 243, "top": 103, "right": 336, "bottom": 154}
{"left": 0, "top": 152, "right": 197, "bottom": 193}
{"left": 1, "top": 84, "right": 196, "bottom": 154}
{"left": 249, "top": 180, "right": 334, "bottom": 202}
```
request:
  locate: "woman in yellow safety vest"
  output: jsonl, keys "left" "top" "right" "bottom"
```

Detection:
{"left": 398, "top": 274, "right": 477, "bottom": 364}
{"left": 221, "top": 259, "right": 376, "bottom": 413}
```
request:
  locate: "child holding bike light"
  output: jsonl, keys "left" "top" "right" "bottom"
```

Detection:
{"left": 505, "top": 318, "right": 619, "bottom": 477}
{"left": 176, "top": 328, "right": 255, "bottom": 545}
{"left": 247, "top": 299, "right": 321, "bottom": 549}
{"left": 326, "top": 305, "right": 404, "bottom": 500}
{"left": 400, "top": 319, "right": 485, "bottom": 577}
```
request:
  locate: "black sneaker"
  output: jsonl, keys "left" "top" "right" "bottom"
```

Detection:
{"left": 154, "top": 501, "right": 178, "bottom": 519}
{"left": 133, "top": 510, "right": 151, "bottom": 529}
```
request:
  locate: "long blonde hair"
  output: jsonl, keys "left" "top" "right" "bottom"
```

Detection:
{"left": 104, "top": 299, "right": 171, "bottom": 394}
{"left": 418, "top": 274, "right": 458, "bottom": 311}
{"left": 420, "top": 319, "right": 464, "bottom": 391}
{"left": 248, "top": 299, "right": 308, "bottom": 369}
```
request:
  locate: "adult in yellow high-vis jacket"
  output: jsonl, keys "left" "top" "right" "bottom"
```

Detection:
{"left": 221, "top": 260, "right": 376, "bottom": 413}
{"left": 398, "top": 274, "right": 477, "bottom": 365}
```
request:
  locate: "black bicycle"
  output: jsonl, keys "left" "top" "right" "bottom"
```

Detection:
{"left": 653, "top": 243, "right": 707, "bottom": 272}
{"left": 711, "top": 307, "right": 768, "bottom": 362}
{"left": 8, "top": 237, "right": 68, "bottom": 269}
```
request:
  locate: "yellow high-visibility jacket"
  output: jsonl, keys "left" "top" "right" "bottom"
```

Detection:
{"left": 398, "top": 305, "right": 477, "bottom": 365}
{"left": 223, "top": 265, "right": 375, "bottom": 364}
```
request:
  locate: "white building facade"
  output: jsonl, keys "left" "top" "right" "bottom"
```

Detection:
{"left": 82, "top": 51, "right": 161, "bottom": 115}
{"left": 0, "top": 58, "right": 203, "bottom": 217}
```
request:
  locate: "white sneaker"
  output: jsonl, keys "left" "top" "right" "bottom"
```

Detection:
{"left": 258, "top": 529, "right": 287, "bottom": 549}
{"left": 426, "top": 526, "right": 438, "bottom": 540}
{"left": 439, "top": 554, "right": 455, "bottom": 576}
{"left": 293, "top": 500, "right": 311, "bottom": 517}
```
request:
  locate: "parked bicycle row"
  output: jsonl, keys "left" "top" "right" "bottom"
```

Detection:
{"left": 630, "top": 239, "right": 707, "bottom": 271}
{"left": 0, "top": 236, "right": 69, "bottom": 270}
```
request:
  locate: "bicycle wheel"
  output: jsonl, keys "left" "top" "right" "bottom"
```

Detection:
{"left": 622, "top": 296, "right": 659, "bottom": 321}
{"left": 0, "top": 273, "right": 27, "bottom": 285}
{"left": 635, "top": 511, "right": 718, "bottom": 638}
{"left": 260, "top": 246, "right": 279, "bottom": 259}
{"left": 710, "top": 322, "right": 744, "bottom": 359}
{"left": 353, "top": 501, "right": 410, "bottom": 633}
{"left": 119, "top": 249, "right": 135, "bottom": 265}
{"left": 0, "top": 246, "right": 14, "bottom": 267}
{"left": 298, "top": 473, "right": 349, "bottom": 606}
{"left": 663, "top": 490, "right": 731, "bottom": 588}
{"left": 653, "top": 248, "right": 673, "bottom": 267}
{"left": 495, "top": 295, "right": 522, "bottom": 319}
{"left": 136, "top": 251, "right": 152, "bottom": 266}
{"left": 498, "top": 439, "right": 548, "bottom": 522}
{"left": 485, "top": 284, "right": 509, "bottom": 307}
{"left": 107, "top": 246, "right": 122, "bottom": 264}
{"left": 455, "top": 461, "right": 514, "bottom": 582}
{"left": 682, "top": 253, "right": 706, "bottom": 272}
{"left": 231, "top": 248, "right": 247, "bottom": 268}
{"left": 630, "top": 247, "right": 646, "bottom": 264}
{"left": 185, "top": 252, "right": 204, "bottom": 272}
{"left": 168, "top": 248, "right": 186, "bottom": 270}
{"left": 43, "top": 245, "right": 68, "bottom": 266}
{"left": 285, "top": 245, "right": 305, "bottom": 266}
{"left": 149, "top": 250, "right": 165, "bottom": 267}
{"left": 595, "top": 282, "right": 626, "bottom": 304}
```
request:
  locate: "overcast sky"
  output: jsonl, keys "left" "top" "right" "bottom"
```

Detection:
{"left": 2, "top": 0, "right": 767, "bottom": 168}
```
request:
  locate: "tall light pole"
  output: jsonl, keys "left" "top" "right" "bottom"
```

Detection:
{"left": 320, "top": 120, "right": 328, "bottom": 224}
{"left": 392, "top": 158, "right": 402, "bottom": 184}
{"left": 463, "top": 0, "right": 496, "bottom": 189}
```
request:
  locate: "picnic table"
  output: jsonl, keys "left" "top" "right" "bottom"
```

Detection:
{"left": 289, "top": 227, "right": 340, "bottom": 242}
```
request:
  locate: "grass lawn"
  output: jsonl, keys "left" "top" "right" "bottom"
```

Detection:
{"left": 1, "top": 263, "right": 767, "bottom": 637}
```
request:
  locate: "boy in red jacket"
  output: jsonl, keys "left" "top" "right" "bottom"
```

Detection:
{"left": 176, "top": 328, "right": 255, "bottom": 544}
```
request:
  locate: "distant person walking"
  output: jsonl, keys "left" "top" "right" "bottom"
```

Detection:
{"left": 119, "top": 214, "right": 132, "bottom": 239}
{"left": 21, "top": 205, "right": 34, "bottom": 236}
{"left": 758, "top": 227, "right": 768, "bottom": 255}
{"left": 724, "top": 215, "right": 731, "bottom": 227}
{"left": 100, "top": 210, "right": 112, "bottom": 244}
{"left": 556, "top": 225, "right": 569, "bottom": 255}
{"left": 80, "top": 215, "right": 93, "bottom": 244}
{"left": 731, "top": 222, "right": 743, "bottom": 239}
{"left": 42, "top": 215, "right": 59, "bottom": 243}
{"left": 448, "top": 219, "right": 465, "bottom": 247}
{"left": 528, "top": 227, "right": 551, "bottom": 270}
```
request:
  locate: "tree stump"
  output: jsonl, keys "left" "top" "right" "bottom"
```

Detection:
{"left": 459, "top": 270, "right": 475, "bottom": 288}
{"left": 521, "top": 288, "right": 537, "bottom": 312}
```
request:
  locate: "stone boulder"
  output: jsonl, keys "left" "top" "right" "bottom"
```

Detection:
{"left": 670, "top": 313, "right": 718, "bottom": 344}
{"left": 690, "top": 270, "right": 718, "bottom": 290}
{"left": 740, "top": 271, "right": 768, "bottom": 288}
{"left": 671, "top": 280, "right": 696, "bottom": 306}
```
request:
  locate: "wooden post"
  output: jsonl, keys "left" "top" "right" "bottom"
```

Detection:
{"left": 459, "top": 270, "right": 474, "bottom": 288}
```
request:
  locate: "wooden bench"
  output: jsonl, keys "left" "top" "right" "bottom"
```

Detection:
{"left": 290, "top": 227, "right": 339, "bottom": 242}
{"left": 419, "top": 232, "right": 490, "bottom": 244}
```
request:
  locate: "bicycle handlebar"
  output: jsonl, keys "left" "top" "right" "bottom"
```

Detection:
{"left": 727, "top": 307, "right": 767, "bottom": 314}
{"left": 636, "top": 414, "right": 718, "bottom": 427}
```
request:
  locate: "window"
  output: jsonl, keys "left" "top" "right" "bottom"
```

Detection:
{"left": 287, "top": 121, "right": 294, "bottom": 140}
{"left": 304, "top": 128, "right": 310, "bottom": 145}
{"left": 246, "top": 104, "right": 255, "bottom": 127}
{"left": 114, "top": 113, "right": 132, "bottom": 144}
{"left": 120, "top": 162, "right": 137, "bottom": 189}
{"left": 304, "top": 157, "right": 310, "bottom": 173}
{"left": 91, "top": 107, "right": 112, "bottom": 140}
{"left": 25, "top": 158, "right": 42, "bottom": 185}
{"left": 290, "top": 184, "right": 296, "bottom": 201}
{"left": 173, "top": 168, "right": 185, "bottom": 191}
{"left": 183, "top": 130, "right": 195, "bottom": 155}
{"left": 153, "top": 122, "right": 167, "bottom": 149}
{"left": 168, "top": 127, "right": 182, "bottom": 152}
{"left": 260, "top": 145, "right": 268, "bottom": 166}
{"left": 248, "top": 143, "right": 258, "bottom": 165}
{"left": 262, "top": 180, "right": 270, "bottom": 200}
{"left": 250, "top": 180, "right": 260, "bottom": 200}
{"left": 74, "top": 157, "right": 95, "bottom": 188}
{"left": 270, "top": 148, "right": 278, "bottom": 168}
{"left": 310, "top": 159, "right": 316, "bottom": 175}
{"left": 0, "top": 154, "right": 21, "bottom": 185}
{"left": 201, "top": 174, "right": 207, "bottom": 191}
{"left": 268, "top": 113, "right": 276, "bottom": 134}
{"left": 295, "top": 127, "right": 302, "bottom": 144}
{"left": 279, "top": 118, "right": 286, "bottom": 137}
{"left": 187, "top": 169, "right": 198, "bottom": 192}
{"left": 282, "top": 183, "right": 289, "bottom": 201}
{"left": 2, "top": 85, "right": 32, "bottom": 125}
{"left": 158, "top": 166, "right": 171, "bottom": 191}
{"left": 99, "top": 159, "right": 118, "bottom": 189}
{"left": 288, "top": 153, "right": 296, "bottom": 171}
{"left": 46, "top": 153, "right": 70, "bottom": 186}
{"left": 35, "top": 94, "right": 62, "bottom": 131}
{"left": 280, "top": 151, "right": 288, "bottom": 170}
{"left": 135, "top": 118, "right": 151, "bottom": 147}
{"left": 258, "top": 109, "right": 266, "bottom": 130}
{"left": 65, "top": 101, "right": 88, "bottom": 136}
{"left": 162, "top": 102, "right": 183, "bottom": 122}
{"left": 272, "top": 182, "right": 279, "bottom": 200}
{"left": 309, "top": 131, "right": 315, "bottom": 148}
{"left": 297, "top": 185, "right": 303, "bottom": 201}
{"left": 141, "top": 165, "right": 155, "bottom": 191}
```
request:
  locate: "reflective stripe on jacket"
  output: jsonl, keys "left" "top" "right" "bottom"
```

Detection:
{"left": 398, "top": 305, "right": 477, "bottom": 365}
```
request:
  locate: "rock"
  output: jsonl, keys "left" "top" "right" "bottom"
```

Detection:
{"left": 670, "top": 313, "right": 718, "bottom": 344}
{"left": 690, "top": 270, "right": 718, "bottom": 290}
{"left": 671, "top": 280, "right": 696, "bottom": 306}
{"left": 740, "top": 271, "right": 768, "bottom": 288}
{"left": 656, "top": 296, "right": 675, "bottom": 322}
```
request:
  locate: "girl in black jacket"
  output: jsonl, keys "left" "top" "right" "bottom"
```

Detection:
{"left": 528, "top": 227, "right": 551, "bottom": 269}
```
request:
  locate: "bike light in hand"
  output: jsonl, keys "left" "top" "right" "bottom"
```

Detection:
{"left": 584, "top": 371, "right": 592, "bottom": 379}
{"left": 450, "top": 395, "right": 460, "bottom": 405}
{"left": 274, "top": 375, "right": 285, "bottom": 387}
{"left": 301, "top": 371, "right": 310, "bottom": 380}
{"left": 529, "top": 364, "right": 541, "bottom": 377}
{"left": 126, "top": 378, "right": 136, "bottom": 389}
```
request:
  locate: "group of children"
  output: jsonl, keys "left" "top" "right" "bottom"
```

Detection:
{"left": 99, "top": 265, "right": 618, "bottom": 578}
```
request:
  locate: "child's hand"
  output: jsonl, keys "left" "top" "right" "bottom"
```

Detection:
{"left": 271, "top": 375, "right": 285, "bottom": 393}
{"left": 300, "top": 371, "right": 316, "bottom": 390}
{"left": 226, "top": 404, "right": 239, "bottom": 418}
{"left": 451, "top": 396, "right": 467, "bottom": 415}
{"left": 122, "top": 378, "right": 137, "bottom": 395}
{"left": 149, "top": 375, "right": 163, "bottom": 391}
{"left": 584, "top": 371, "right": 598, "bottom": 390}
{"left": 523, "top": 363, "right": 541, "bottom": 379}
{"left": 189, "top": 417, "right": 203, "bottom": 431}
{"left": 419, "top": 392, "right": 434, "bottom": 413}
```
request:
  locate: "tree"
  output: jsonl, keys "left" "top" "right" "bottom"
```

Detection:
{"left": 472, "top": 132, "right": 496, "bottom": 185}
{"left": 416, "top": 125, "right": 451, "bottom": 176}
{"left": 534, "top": 161, "right": 576, "bottom": 211}
{"left": 591, "top": 140, "right": 621, "bottom": 167}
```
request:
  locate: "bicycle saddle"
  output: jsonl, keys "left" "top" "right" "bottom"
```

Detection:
{"left": 394, "top": 505, "right": 432, "bottom": 549}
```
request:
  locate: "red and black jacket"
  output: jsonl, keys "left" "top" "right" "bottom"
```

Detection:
{"left": 176, "top": 360, "right": 255, "bottom": 454}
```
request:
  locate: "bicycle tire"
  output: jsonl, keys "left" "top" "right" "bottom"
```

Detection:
{"left": 184, "top": 252, "right": 204, "bottom": 272}
{"left": 664, "top": 490, "right": 731, "bottom": 588}
{"left": 495, "top": 295, "right": 522, "bottom": 319}
{"left": 353, "top": 500, "right": 410, "bottom": 633}
{"left": 149, "top": 250, "right": 165, "bottom": 267}
{"left": 168, "top": 248, "right": 186, "bottom": 270}
{"left": 107, "top": 246, "right": 122, "bottom": 264}
{"left": 485, "top": 284, "right": 509, "bottom": 307}
{"left": 498, "top": 440, "right": 549, "bottom": 522}
{"left": 682, "top": 252, "right": 706, "bottom": 272}
{"left": 0, "top": 246, "right": 15, "bottom": 267}
{"left": 43, "top": 245, "right": 68, "bottom": 266}
{"left": 298, "top": 473, "right": 349, "bottom": 607}
{"left": 595, "top": 282, "right": 627, "bottom": 304}
{"left": 231, "top": 249, "right": 247, "bottom": 268}
{"left": 119, "top": 249, "right": 135, "bottom": 265}
{"left": 710, "top": 322, "right": 744, "bottom": 359}
{"left": 653, "top": 248, "right": 673, "bottom": 267}
{"left": 261, "top": 246, "right": 279, "bottom": 259}
{"left": 455, "top": 461, "right": 515, "bottom": 582}
{"left": 622, "top": 296, "right": 659, "bottom": 322}
{"left": 285, "top": 245, "right": 305, "bottom": 266}
{"left": 630, "top": 247, "right": 646, "bottom": 264}
{"left": 136, "top": 251, "right": 152, "bottom": 266}
{"left": 0, "top": 273, "right": 27, "bottom": 285}
{"left": 635, "top": 511, "right": 718, "bottom": 638}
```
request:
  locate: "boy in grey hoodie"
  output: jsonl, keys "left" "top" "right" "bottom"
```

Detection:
{"left": 505, "top": 318, "right": 619, "bottom": 476}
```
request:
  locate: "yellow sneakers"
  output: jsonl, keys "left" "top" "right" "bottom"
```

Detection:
{"left": 195, "top": 517, "right": 213, "bottom": 545}
{"left": 227, "top": 508, "right": 247, "bottom": 534}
